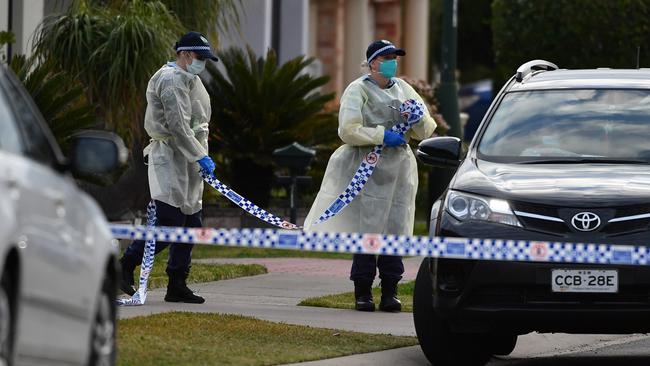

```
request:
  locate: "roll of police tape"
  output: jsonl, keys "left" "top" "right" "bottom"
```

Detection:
{"left": 110, "top": 224, "right": 650, "bottom": 266}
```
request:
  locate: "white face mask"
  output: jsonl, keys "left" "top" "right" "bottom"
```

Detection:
{"left": 186, "top": 57, "right": 206, "bottom": 75}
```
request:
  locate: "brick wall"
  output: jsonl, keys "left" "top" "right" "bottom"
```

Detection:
{"left": 313, "top": 0, "right": 405, "bottom": 100}
{"left": 373, "top": 0, "right": 402, "bottom": 44}
{"left": 314, "top": 0, "right": 345, "bottom": 96}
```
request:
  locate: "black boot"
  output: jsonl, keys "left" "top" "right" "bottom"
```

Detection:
{"left": 164, "top": 269, "right": 205, "bottom": 304}
{"left": 354, "top": 279, "right": 375, "bottom": 312}
{"left": 379, "top": 279, "right": 402, "bottom": 312}
{"left": 119, "top": 255, "right": 137, "bottom": 296}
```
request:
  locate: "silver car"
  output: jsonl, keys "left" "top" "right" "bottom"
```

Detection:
{"left": 0, "top": 65, "right": 126, "bottom": 365}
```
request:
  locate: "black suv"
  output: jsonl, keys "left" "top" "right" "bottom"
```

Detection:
{"left": 413, "top": 60, "right": 650, "bottom": 366}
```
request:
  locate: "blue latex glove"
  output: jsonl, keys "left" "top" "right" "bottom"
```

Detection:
{"left": 383, "top": 130, "right": 406, "bottom": 147}
{"left": 197, "top": 156, "right": 216, "bottom": 173}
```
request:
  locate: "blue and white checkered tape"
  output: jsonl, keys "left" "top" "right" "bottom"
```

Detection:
{"left": 399, "top": 98, "right": 425, "bottom": 125}
{"left": 201, "top": 171, "right": 300, "bottom": 230}
{"left": 117, "top": 201, "right": 158, "bottom": 306}
{"left": 198, "top": 99, "right": 427, "bottom": 230}
{"left": 110, "top": 224, "right": 650, "bottom": 267}
{"left": 314, "top": 99, "right": 425, "bottom": 225}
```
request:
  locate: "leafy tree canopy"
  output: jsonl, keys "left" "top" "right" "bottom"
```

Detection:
{"left": 493, "top": 0, "right": 650, "bottom": 82}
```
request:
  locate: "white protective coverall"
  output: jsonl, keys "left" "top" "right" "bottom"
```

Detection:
{"left": 304, "top": 76, "right": 436, "bottom": 235}
{"left": 143, "top": 63, "right": 210, "bottom": 215}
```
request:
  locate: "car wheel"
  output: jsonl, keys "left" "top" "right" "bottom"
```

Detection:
{"left": 413, "top": 258, "right": 491, "bottom": 366}
{"left": 0, "top": 270, "right": 14, "bottom": 366}
{"left": 489, "top": 334, "right": 517, "bottom": 356}
{"left": 88, "top": 275, "right": 116, "bottom": 366}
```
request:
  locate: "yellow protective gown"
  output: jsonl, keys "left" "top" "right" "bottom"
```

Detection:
{"left": 304, "top": 76, "right": 436, "bottom": 235}
{"left": 143, "top": 63, "right": 211, "bottom": 215}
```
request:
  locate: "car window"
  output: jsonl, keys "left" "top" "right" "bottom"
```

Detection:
{"left": 478, "top": 89, "right": 650, "bottom": 162}
{"left": 0, "top": 84, "right": 23, "bottom": 154}
{"left": 2, "top": 70, "right": 61, "bottom": 166}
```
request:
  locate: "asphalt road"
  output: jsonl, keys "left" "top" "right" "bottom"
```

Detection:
{"left": 288, "top": 333, "right": 650, "bottom": 366}
{"left": 494, "top": 333, "right": 650, "bottom": 366}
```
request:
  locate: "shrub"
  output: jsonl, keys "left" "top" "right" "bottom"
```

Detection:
{"left": 204, "top": 47, "right": 336, "bottom": 207}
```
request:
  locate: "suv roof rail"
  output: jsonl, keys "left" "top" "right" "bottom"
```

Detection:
{"left": 515, "top": 60, "right": 558, "bottom": 82}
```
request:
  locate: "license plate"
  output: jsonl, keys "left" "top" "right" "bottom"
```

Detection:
{"left": 551, "top": 269, "right": 618, "bottom": 293}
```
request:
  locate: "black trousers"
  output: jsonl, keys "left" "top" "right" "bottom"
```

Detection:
{"left": 123, "top": 200, "right": 201, "bottom": 276}
{"left": 350, "top": 254, "right": 404, "bottom": 282}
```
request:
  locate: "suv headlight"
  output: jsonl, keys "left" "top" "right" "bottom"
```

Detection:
{"left": 445, "top": 190, "right": 522, "bottom": 227}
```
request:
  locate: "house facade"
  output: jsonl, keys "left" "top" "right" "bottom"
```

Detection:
{"left": 220, "top": 0, "right": 430, "bottom": 98}
{"left": 2, "top": 0, "right": 430, "bottom": 99}
{"left": 1, "top": 0, "right": 70, "bottom": 59}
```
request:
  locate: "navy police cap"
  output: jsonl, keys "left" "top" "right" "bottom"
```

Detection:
{"left": 366, "top": 40, "right": 406, "bottom": 64}
{"left": 174, "top": 31, "right": 218, "bottom": 62}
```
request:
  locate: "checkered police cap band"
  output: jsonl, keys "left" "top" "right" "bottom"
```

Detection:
{"left": 176, "top": 46, "right": 211, "bottom": 51}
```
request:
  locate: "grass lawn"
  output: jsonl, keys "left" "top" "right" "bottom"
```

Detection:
{"left": 137, "top": 255, "right": 267, "bottom": 290}
{"left": 117, "top": 312, "right": 417, "bottom": 366}
{"left": 299, "top": 281, "right": 415, "bottom": 312}
{"left": 191, "top": 245, "right": 353, "bottom": 260}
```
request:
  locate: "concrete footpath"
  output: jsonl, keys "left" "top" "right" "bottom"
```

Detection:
{"left": 118, "top": 257, "right": 421, "bottom": 336}
{"left": 117, "top": 256, "right": 648, "bottom": 366}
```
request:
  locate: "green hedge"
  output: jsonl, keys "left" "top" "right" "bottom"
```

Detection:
{"left": 492, "top": 0, "right": 650, "bottom": 81}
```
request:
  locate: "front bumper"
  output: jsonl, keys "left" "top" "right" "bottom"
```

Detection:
{"left": 434, "top": 212, "right": 650, "bottom": 334}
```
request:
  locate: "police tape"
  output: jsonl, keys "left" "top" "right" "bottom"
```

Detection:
{"left": 199, "top": 99, "right": 425, "bottom": 231}
{"left": 110, "top": 224, "right": 650, "bottom": 266}
{"left": 116, "top": 201, "right": 157, "bottom": 306}
{"left": 313, "top": 99, "right": 424, "bottom": 225}
{"left": 116, "top": 103, "right": 427, "bottom": 305}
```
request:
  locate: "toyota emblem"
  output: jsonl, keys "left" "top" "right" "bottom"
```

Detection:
{"left": 571, "top": 212, "right": 601, "bottom": 232}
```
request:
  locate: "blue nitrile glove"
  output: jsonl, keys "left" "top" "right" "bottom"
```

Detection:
{"left": 197, "top": 156, "right": 216, "bottom": 173}
{"left": 383, "top": 130, "right": 406, "bottom": 147}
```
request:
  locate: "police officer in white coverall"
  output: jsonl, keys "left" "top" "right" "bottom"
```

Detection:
{"left": 304, "top": 40, "right": 437, "bottom": 312}
{"left": 119, "top": 31, "right": 217, "bottom": 304}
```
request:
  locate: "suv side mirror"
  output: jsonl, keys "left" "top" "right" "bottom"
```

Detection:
{"left": 416, "top": 137, "right": 462, "bottom": 168}
{"left": 69, "top": 131, "right": 128, "bottom": 174}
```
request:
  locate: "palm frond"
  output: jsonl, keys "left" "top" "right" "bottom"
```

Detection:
{"left": 34, "top": 1, "right": 181, "bottom": 143}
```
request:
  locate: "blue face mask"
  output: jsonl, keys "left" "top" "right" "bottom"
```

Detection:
{"left": 378, "top": 59, "right": 398, "bottom": 78}
{"left": 187, "top": 58, "right": 206, "bottom": 75}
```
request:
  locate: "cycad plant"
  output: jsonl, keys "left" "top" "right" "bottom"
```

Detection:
{"left": 8, "top": 54, "right": 96, "bottom": 150}
{"left": 204, "top": 46, "right": 336, "bottom": 207}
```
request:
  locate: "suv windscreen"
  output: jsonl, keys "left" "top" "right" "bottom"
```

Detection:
{"left": 478, "top": 89, "right": 650, "bottom": 163}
